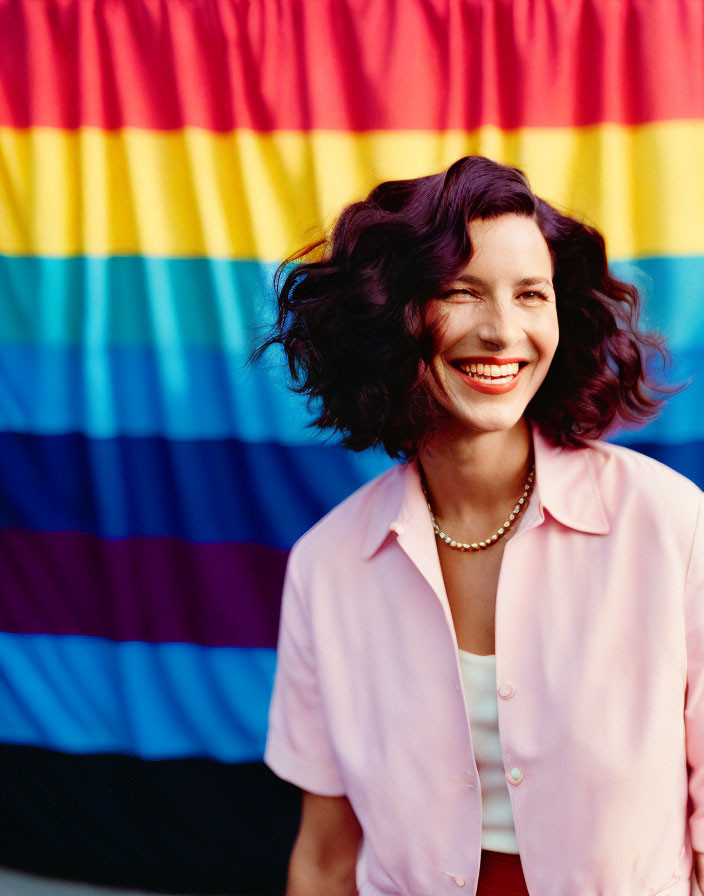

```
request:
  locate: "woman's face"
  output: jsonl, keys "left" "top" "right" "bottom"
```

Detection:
{"left": 424, "top": 213, "right": 559, "bottom": 438}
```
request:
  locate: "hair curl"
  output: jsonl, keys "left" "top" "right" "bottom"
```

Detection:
{"left": 249, "top": 155, "right": 683, "bottom": 460}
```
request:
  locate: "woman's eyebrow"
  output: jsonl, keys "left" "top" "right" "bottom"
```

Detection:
{"left": 454, "top": 274, "right": 553, "bottom": 287}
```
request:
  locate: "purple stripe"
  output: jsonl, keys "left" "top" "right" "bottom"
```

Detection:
{"left": 0, "top": 529, "right": 287, "bottom": 647}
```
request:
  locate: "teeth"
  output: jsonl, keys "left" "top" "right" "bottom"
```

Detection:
{"left": 460, "top": 361, "right": 520, "bottom": 378}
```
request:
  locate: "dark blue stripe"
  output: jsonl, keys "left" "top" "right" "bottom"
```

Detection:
{"left": 0, "top": 431, "right": 700, "bottom": 545}
{"left": 0, "top": 433, "right": 394, "bottom": 547}
{"left": 610, "top": 437, "right": 704, "bottom": 488}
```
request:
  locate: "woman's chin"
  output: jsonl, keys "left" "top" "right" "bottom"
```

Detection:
{"left": 445, "top": 408, "right": 527, "bottom": 438}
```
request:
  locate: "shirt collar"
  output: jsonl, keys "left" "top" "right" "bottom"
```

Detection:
{"left": 361, "top": 419, "right": 610, "bottom": 560}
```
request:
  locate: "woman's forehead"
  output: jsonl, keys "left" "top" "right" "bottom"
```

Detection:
{"left": 460, "top": 215, "right": 553, "bottom": 280}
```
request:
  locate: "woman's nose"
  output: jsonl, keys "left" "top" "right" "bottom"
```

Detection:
{"left": 476, "top": 307, "right": 521, "bottom": 350}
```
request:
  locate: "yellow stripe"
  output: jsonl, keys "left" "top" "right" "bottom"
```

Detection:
{"left": 1, "top": 122, "right": 702, "bottom": 261}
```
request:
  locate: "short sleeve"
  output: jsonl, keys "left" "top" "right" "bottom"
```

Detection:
{"left": 264, "top": 545, "right": 347, "bottom": 796}
{"left": 684, "top": 490, "right": 704, "bottom": 853}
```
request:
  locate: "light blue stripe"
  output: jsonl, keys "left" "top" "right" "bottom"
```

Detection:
{"left": 607, "top": 353, "right": 701, "bottom": 447}
{"left": 0, "top": 255, "right": 702, "bottom": 354}
{"left": 0, "top": 256, "right": 280, "bottom": 350}
{"left": 0, "top": 343, "right": 321, "bottom": 442}
{"left": 0, "top": 632, "right": 275, "bottom": 761}
{"left": 0, "top": 342, "right": 699, "bottom": 444}
{"left": 610, "top": 256, "right": 704, "bottom": 352}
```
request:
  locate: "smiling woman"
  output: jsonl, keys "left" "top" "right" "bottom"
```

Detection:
{"left": 422, "top": 214, "right": 560, "bottom": 434}
{"left": 250, "top": 156, "right": 704, "bottom": 896}
{"left": 252, "top": 156, "right": 674, "bottom": 461}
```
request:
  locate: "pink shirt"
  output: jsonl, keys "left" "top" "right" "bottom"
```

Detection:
{"left": 264, "top": 420, "right": 704, "bottom": 896}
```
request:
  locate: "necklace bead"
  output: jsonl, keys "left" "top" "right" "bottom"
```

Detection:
{"left": 420, "top": 465, "right": 535, "bottom": 552}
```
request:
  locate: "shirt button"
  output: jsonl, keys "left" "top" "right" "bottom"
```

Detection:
{"left": 498, "top": 682, "right": 514, "bottom": 698}
{"left": 452, "top": 876, "right": 466, "bottom": 886}
{"left": 507, "top": 766, "right": 523, "bottom": 785}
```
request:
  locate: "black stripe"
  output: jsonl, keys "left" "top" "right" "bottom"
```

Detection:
{"left": 0, "top": 745, "right": 301, "bottom": 894}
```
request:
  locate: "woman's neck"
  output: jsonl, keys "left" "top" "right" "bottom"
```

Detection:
{"left": 417, "top": 418, "right": 533, "bottom": 523}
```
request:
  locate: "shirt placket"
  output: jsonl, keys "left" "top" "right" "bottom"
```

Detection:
{"left": 399, "top": 482, "right": 546, "bottom": 891}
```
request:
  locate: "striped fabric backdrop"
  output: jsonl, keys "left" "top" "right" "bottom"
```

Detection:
{"left": 0, "top": 1, "right": 702, "bottom": 893}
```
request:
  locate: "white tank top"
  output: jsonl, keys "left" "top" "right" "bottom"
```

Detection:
{"left": 458, "top": 649, "right": 519, "bottom": 853}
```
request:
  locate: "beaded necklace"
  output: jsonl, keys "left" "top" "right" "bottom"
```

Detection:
{"left": 419, "top": 463, "right": 535, "bottom": 552}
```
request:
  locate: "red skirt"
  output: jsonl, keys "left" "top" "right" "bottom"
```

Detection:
{"left": 476, "top": 849, "right": 530, "bottom": 896}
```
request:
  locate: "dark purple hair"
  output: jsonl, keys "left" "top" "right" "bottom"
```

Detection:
{"left": 250, "top": 155, "right": 681, "bottom": 459}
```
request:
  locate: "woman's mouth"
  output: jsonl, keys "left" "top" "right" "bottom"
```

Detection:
{"left": 451, "top": 360, "right": 528, "bottom": 394}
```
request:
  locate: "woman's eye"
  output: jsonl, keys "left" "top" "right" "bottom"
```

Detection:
{"left": 439, "top": 289, "right": 549, "bottom": 302}
{"left": 521, "top": 291, "right": 548, "bottom": 301}
{"left": 440, "top": 288, "right": 478, "bottom": 300}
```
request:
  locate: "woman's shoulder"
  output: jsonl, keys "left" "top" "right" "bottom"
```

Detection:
{"left": 583, "top": 436, "right": 703, "bottom": 518}
{"left": 288, "top": 460, "right": 406, "bottom": 570}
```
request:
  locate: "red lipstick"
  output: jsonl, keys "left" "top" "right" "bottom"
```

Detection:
{"left": 452, "top": 362, "right": 527, "bottom": 395}
{"left": 451, "top": 356, "right": 528, "bottom": 365}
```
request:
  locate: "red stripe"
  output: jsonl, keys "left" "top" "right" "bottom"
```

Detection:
{"left": 0, "top": 528, "right": 287, "bottom": 647}
{"left": 1, "top": 0, "right": 702, "bottom": 131}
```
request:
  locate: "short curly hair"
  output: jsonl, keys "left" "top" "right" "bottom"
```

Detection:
{"left": 250, "top": 155, "right": 681, "bottom": 460}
